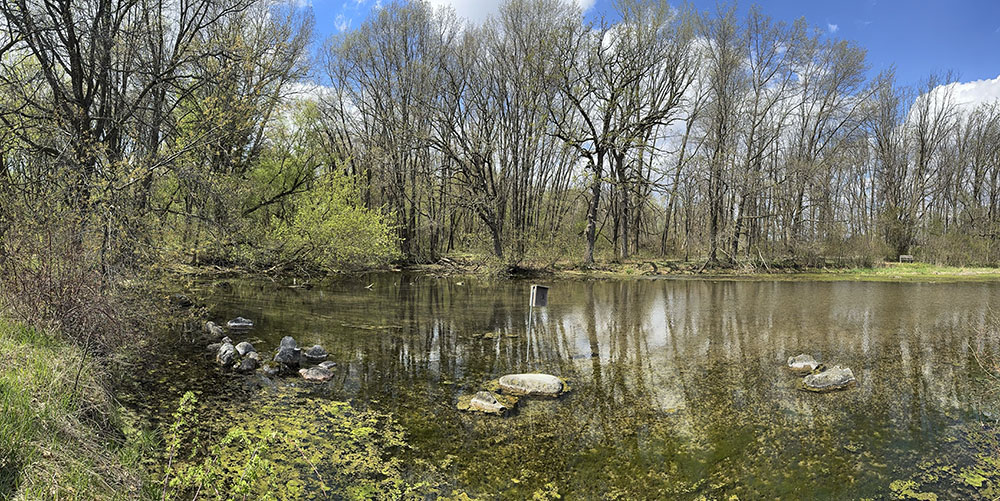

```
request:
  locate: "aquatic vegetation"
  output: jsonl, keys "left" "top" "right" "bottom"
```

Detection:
{"left": 159, "top": 390, "right": 466, "bottom": 500}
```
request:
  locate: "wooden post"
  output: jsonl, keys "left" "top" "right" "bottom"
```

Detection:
{"left": 530, "top": 284, "right": 549, "bottom": 307}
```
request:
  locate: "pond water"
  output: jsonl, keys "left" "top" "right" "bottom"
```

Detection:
{"left": 136, "top": 275, "right": 1000, "bottom": 499}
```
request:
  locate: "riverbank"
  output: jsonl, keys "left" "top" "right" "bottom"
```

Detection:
{"left": 161, "top": 257, "right": 1000, "bottom": 283}
{"left": 0, "top": 319, "right": 148, "bottom": 500}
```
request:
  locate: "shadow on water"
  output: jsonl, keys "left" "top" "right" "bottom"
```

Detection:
{"left": 129, "top": 275, "right": 1000, "bottom": 499}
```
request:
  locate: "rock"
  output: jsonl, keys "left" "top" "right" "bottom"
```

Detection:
{"left": 206, "top": 342, "right": 223, "bottom": 353}
{"left": 227, "top": 317, "right": 254, "bottom": 329}
{"left": 203, "top": 321, "right": 225, "bottom": 339}
{"left": 299, "top": 366, "right": 334, "bottom": 382}
{"left": 274, "top": 336, "right": 301, "bottom": 371}
{"left": 170, "top": 294, "right": 194, "bottom": 308}
{"left": 261, "top": 362, "right": 280, "bottom": 377}
{"left": 801, "top": 365, "right": 857, "bottom": 392}
{"left": 303, "top": 345, "right": 328, "bottom": 363}
{"left": 236, "top": 352, "right": 260, "bottom": 373}
{"left": 457, "top": 391, "right": 517, "bottom": 415}
{"left": 470, "top": 391, "right": 507, "bottom": 414}
{"left": 318, "top": 361, "right": 337, "bottom": 370}
{"left": 498, "top": 373, "right": 564, "bottom": 397}
{"left": 235, "top": 341, "right": 255, "bottom": 357}
{"left": 216, "top": 341, "right": 236, "bottom": 368}
{"left": 787, "top": 354, "right": 820, "bottom": 375}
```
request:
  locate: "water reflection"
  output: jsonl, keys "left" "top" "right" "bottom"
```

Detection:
{"left": 190, "top": 276, "right": 1000, "bottom": 498}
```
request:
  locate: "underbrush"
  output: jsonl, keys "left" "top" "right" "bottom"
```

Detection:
{"left": 0, "top": 319, "right": 150, "bottom": 500}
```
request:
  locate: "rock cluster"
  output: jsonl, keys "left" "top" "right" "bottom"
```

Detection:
{"left": 205, "top": 322, "right": 333, "bottom": 382}
{"left": 215, "top": 337, "right": 259, "bottom": 373}
{"left": 458, "top": 373, "right": 569, "bottom": 416}
{"left": 786, "top": 353, "right": 857, "bottom": 393}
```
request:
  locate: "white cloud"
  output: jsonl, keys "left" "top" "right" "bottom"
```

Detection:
{"left": 424, "top": 0, "right": 595, "bottom": 24}
{"left": 335, "top": 14, "right": 350, "bottom": 32}
{"left": 936, "top": 75, "right": 1000, "bottom": 112}
{"left": 827, "top": 22, "right": 839, "bottom": 34}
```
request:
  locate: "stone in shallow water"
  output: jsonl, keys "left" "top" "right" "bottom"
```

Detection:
{"left": 299, "top": 366, "right": 334, "bottom": 382}
{"left": 318, "top": 361, "right": 337, "bottom": 370}
{"left": 227, "top": 317, "right": 254, "bottom": 329}
{"left": 303, "top": 345, "right": 328, "bottom": 362}
{"left": 236, "top": 352, "right": 260, "bottom": 373}
{"left": 235, "top": 341, "right": 255, "bottom": 357}
{"left": 470, "top": 391, "right": 506, "bottom": 414}
{"left": 801, "top": 365, "right": 857, "bottom": 392}
{"left": 216, "top": 341, "right": 236, "bottom": 368}
{"left": 204, "top": 321, "right": 224, "bottom": 339}
{"left": 274, "top": 336, "right": 301, "bottom": 368}
{"left": 498, "top": 373, "right": 564, "bottom": 397}
{"left": 457, "top": 391, "right": 517, "bottom": 415}
{"left": 787, "top": 354, "right": 819, "bottom": 375}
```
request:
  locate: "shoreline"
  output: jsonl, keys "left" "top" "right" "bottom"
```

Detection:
{"left": 161, "top": 259, "right": 1000, "bottom": 284}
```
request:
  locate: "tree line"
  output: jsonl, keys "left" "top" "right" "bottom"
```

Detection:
{"left": 324, "top": 0, "right": 1000, "bottom": 267}
{"left": 2, "top": 0, "right": 1000, "bottom": 319}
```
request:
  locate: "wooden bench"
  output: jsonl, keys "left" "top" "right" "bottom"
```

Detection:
{"left": 899, "top": 254, "right": 914, "bottom": 263}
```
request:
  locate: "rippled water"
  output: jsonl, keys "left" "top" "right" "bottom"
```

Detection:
{"left": 139, "top": 275, "right": 1000, "bottom": 499}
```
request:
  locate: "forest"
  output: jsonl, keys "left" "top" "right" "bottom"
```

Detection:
{"left": 2, "top": 0, "right": 999, "bottom": 285}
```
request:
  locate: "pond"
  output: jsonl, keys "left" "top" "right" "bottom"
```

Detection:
{"left": 134, "top": 275, "right": 1000, "bottom": 499}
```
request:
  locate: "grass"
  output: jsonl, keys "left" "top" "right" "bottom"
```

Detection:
{"left": 0, "top": 319, "right": 150, "bottom": 500}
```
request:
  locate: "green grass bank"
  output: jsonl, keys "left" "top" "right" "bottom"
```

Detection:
{"left": 0, "top": 320, "right": 146, "bottom": 500}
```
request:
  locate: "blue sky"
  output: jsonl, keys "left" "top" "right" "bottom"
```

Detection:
{"left": 312, "top": 0, "right": 1000, "bottom": 87}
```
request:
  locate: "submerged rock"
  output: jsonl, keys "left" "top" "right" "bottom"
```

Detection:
{"left": 170, "top": 294, "right": 194, "bottom": 308}
{"left": 235, "top": 341, "right": 255, "bottom": 357}
{"left": 216, "top": 340, "right": 236, "bottom": 368}
{"left": 318, "top": 361, "right": 337, "bottom": 370}
{"left": 204, "top": 321, "right": 225, "bottom": 339}
{"left": 457, "top": 391, "right": 517, "bottom": 415}
{"left": 303, "top": 345, "right": 328, "bottom": 363}
{"left": 801, "top": 365, "right": 857, "bottom": 392}
{"left": 498, "top": 373, "right": 565, "bottom": 397}
{"left": 261, "top": 362, "right": 280, "bottom": 377}
{"left": 787, "top": 354, "right": 820, "bottom": 375}
{"left": 227, "top": 317, "right": 254, "bottom": 329}
{"left": 299, "top": 366, "right": 334, "bottom": 382}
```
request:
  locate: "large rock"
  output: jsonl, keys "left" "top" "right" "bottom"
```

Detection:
{"left": 802, "top": 365, "right": 857, "bottom": 393}
{"left": 303, "top": 345, "right": 328, "bottom": 363}
{"left": 235, "top": 341, "right": 255, "bottom": 357}
{"left": 227, "top": 317, "right": 254, "bottom": 329}
{"left": 216, "top": 340, "right": 236, "bottom": 368}
{"left": 204, "top": 321, "right": 225, "bottom": 339}
{"left": 299, "top": 366, "right": 334, "bottom": 382}
{"left": 498, "top": 373, "right": 564, "bottom": 397}
{"left": 274, "top": 336, "right": 301, "bottom": 371}
{"left": 787, "top": 354, "right": 820, "bottom": 375}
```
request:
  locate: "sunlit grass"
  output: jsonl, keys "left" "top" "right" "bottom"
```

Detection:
{"left": 0, "top": 319, "right": 148, "bottom": 500}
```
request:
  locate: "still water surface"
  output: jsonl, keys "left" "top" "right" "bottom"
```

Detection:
{"left": 145, "top": 276, "right": 1000, "bottom": 499}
